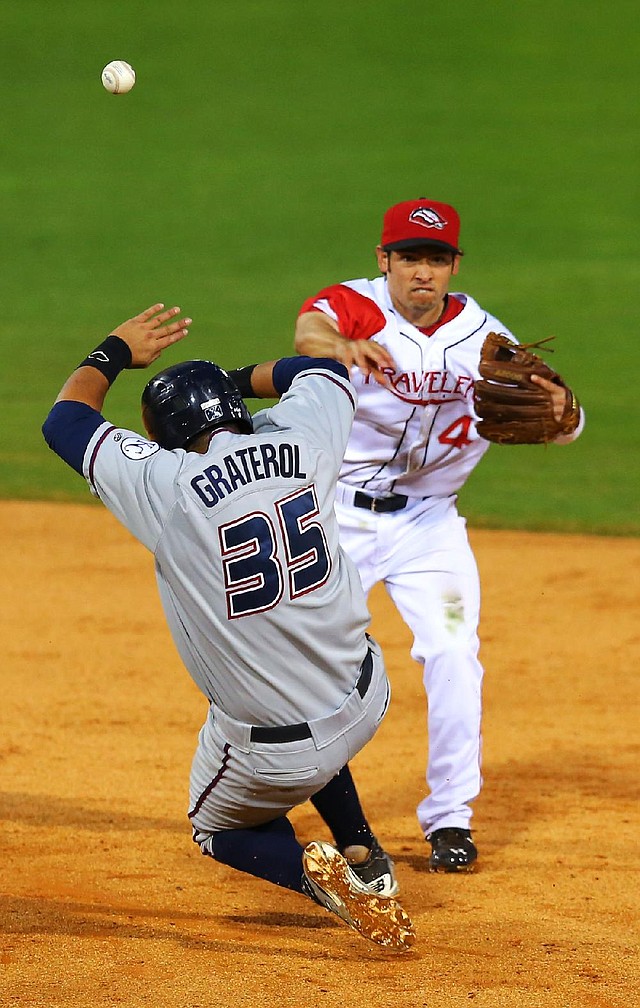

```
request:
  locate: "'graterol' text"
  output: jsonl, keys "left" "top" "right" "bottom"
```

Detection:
{"left": 191, "top": 442, "right": 306, "bottom": 508}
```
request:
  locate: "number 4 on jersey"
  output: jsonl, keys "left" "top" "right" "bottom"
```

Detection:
{"left": 438, "top": 415, "right": 473, "bottom": 450}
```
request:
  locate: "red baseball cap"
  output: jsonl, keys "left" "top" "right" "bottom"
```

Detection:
{"left": 380, "top": 198, "right": 462, "bottom": 255}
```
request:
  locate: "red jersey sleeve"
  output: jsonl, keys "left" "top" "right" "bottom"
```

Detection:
{"left": 298, "top": 284, "right": 386, "bottom": 341}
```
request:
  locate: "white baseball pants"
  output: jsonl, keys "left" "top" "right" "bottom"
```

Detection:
{"left": 334, "top": 493, "right": 483, "bottom": 836}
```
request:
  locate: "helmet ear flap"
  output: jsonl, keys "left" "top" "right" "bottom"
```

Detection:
{"left": 141, "top": 403, "right": 156, "bottom": 442}
{"left": 141, "top": 361, "right": 253, "bottom": 449}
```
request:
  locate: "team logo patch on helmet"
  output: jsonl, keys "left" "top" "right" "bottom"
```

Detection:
{"left": 200, "top": 398, "right": 224, "bottom": 423}
{"left": 408, "top": 207, "right": 448, "bottom": 231}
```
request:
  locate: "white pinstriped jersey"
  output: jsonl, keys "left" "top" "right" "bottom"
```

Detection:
{"left": 80, "top": 366, "right": 371, "bottom": 725}
{"left": 302, "top": 277, "right": 584, "bottom": 500}
{"left": 304, "top": 278, "right": 519, "bottom": 498}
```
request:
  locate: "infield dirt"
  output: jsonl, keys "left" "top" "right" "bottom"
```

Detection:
{"left": 2, "top": 501, "right": 638, "bottom": 1007}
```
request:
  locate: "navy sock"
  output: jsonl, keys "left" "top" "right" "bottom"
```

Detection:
{"left": 310, "top": 764, "right": 374, "bottom": 853}
{"left": 208, "top": 816, "right": 306, "bottom": 892}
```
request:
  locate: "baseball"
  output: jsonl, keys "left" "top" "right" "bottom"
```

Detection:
{"left": 101, "top": 60, "right": 136, "bottom": 95}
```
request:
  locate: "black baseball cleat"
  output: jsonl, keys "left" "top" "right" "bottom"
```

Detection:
{"left": 344, "top": 837, "right": 399, "bottom": 897}
{"left": 427, "top": 827, "right": 477, "bottom": 873}
{"left": 302, "top": 841, "right": 415, "bottom": 951}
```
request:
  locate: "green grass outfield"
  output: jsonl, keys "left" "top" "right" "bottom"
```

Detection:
{"left": 2, "top": 1, "right": 638, "bottom": 534}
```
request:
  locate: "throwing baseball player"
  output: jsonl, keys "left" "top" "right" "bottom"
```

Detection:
{"left": 292, "top": 198, "right": 585, "bottom": 871}
{"left": 42, "top": 304, "right": 414, "bottom": 950}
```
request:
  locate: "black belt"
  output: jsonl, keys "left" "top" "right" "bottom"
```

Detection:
{"left": 353, "top": 490, "right": 408, "bottom": 513}
{"left": 250, "top": 647, "right": 373, "bottom": 744}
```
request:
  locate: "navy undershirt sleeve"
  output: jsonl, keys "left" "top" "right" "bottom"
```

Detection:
{"left": 271, "top": 356, "right": 349, "bottom": 395}
{"left": 42, "top": 401, "right": 108, "bottom": 476}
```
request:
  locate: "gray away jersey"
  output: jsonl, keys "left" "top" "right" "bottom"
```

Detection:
{"left": 82, "top": 366, "right": 370, "bottom": 725}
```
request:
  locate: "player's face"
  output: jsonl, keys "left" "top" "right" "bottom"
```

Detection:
{"left": 376, "top": 246, "right": 459, "bottom": 326}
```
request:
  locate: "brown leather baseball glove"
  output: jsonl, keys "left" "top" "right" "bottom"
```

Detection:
{"left": 474, "top": 332, "right": 580, "bottom": 445}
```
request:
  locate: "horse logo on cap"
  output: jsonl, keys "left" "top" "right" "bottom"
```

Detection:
{"left": 409, "top": 207, "right": 447, "bottom": 230}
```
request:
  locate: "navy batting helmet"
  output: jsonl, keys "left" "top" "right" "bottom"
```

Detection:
{"left": 141, "top": 360, "right": 253, "bottom": 449}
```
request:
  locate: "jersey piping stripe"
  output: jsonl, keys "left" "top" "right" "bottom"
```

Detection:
{"left": 188, "top": 742, "right": 232, "bottom": 820}
{"left": 413, "top": 315, "right": 488, "bottom": 469}
{"left": 359, "top": 409, "right": 415, "bottom": 493}
{"left": 416, "top": 402, "right": 444, "bottom": 470}
{"left": 442, "top": 313, "right": 488, "bottom": 352}
{"left": 299, "top": 370, "right": 357, "bottom": 411}
{"left": 88, "top": 425, "right": 116, "bottom": 491}
{"left": 355, "top": 311, "right": 488, "bottom": 487}
{"left": 361, "top": 323, "right": 423, "bottom": 489}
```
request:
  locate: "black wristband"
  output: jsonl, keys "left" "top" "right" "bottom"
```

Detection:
{"left": 78, "top": 335, "right": 133, "bottom": 386}
{"left": 227, "top": 364, "right": 257, "bottom": 398}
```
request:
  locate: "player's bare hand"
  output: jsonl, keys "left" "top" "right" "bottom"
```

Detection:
{"left": 111, "top": 303, "right": 192, "bottom": 368}
{"left": 336, "top": 335, "right": 395, "bottom": 386}
{"left": 530, "top": 374, "right": 567, "bottom": 422}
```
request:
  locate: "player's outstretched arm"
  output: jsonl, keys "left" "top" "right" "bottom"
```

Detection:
{"left": 231, "top": 361, "right": 278, "bottom": 398}
{"left": 54, "top": 304, "right": 191, "bottom": 412}
{"left": 295, "top": 311, "right": 394, "bottom": 385}
{"left": 43, "top": 304, "right": 191, "bottom": 478}
{"left": 228, "top": 358, "right": 349, "bottom": 400}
